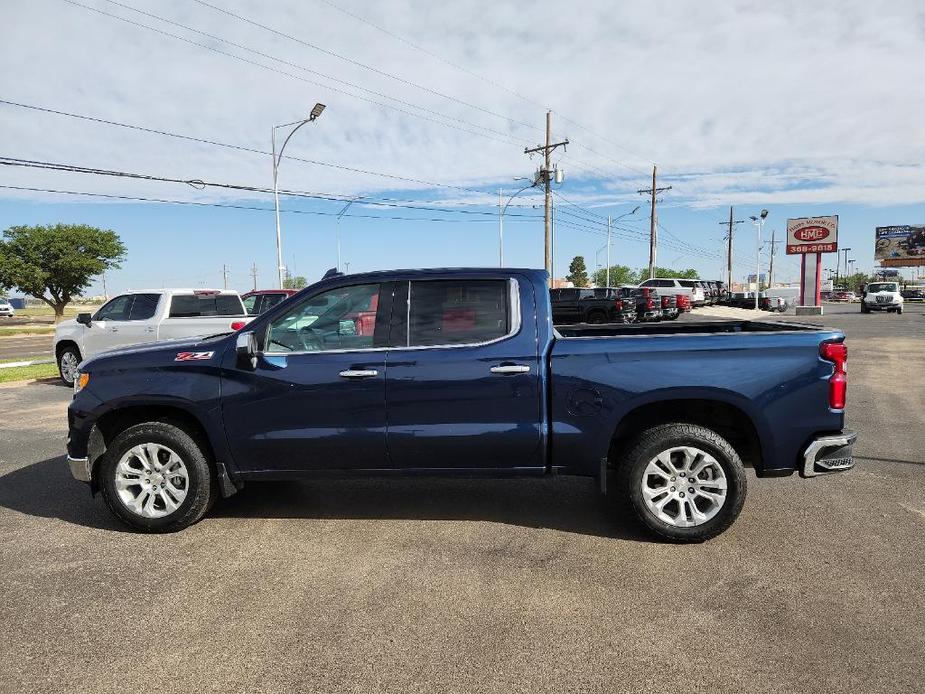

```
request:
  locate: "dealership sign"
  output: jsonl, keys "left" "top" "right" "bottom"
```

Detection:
{"left": 786, "top": 216, "right": 839, "bottom": 254}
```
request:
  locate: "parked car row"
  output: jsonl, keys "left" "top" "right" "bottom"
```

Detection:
{"left": 550, "top": 285, "right": 689, "bottom": 325}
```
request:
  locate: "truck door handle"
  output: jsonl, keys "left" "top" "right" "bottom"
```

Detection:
{"left": 144, "top": 327, "right": 155, "bottom": 333}
{"left": 339, "top": 369, "right": 379, "bottom": 379}
{"left": 490, "top": 364, "right": 530, "bottom": 375}
{"left": 110, "top": 328, "right": 118, "bottom": 333}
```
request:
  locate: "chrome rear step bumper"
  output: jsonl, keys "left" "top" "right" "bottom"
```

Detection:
{"left": 801, "top": 431, "right": 857, "bottom": 478}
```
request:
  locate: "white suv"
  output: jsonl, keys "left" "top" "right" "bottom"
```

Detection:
{"left": 860, "top": 282, "right": 903, "bottom": 315}
{"left": 0, "top": 297, "right": 14, "bottom": 317}
{"left": 638, "top": 278, "right": 706, "bottom": 306}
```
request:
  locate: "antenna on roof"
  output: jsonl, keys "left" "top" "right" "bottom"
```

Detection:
{"left": 322, "top": 268, "right": 343, "bottom": 280}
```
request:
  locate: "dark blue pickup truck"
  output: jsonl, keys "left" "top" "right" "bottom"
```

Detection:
{"left": 66, "top": 268, "right": 855, "bottom": 541}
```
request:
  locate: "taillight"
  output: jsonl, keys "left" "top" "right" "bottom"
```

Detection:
{"left": 646, "top": 297, "right": 655, "bottom": 310}
{"left": 614, "top": 299, "right": 623, "bottom": 310}
{"left": 661, "top": 296, "right": 670, "bottom": 308}
{"left": 820, "top": 341, "right": 847, "bottom": 409}
{"left": 231, "top": 321, "right": 246, "bottom": 331}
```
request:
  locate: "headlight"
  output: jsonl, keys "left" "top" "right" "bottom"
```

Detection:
{"left": 74, "top": 371, "right": 90, "bottom": 394}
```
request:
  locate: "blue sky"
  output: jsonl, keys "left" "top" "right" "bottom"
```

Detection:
{"left": 2, "top": 0, "right": 924, "bottom": 295}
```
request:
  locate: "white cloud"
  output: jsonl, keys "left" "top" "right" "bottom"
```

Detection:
{"left": 0, "top": 0, "right": 923, "bottom": 208}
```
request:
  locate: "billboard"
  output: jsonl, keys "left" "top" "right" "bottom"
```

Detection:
{"left": 786, "top": 216, "right": 838, "bottom": 254}
{"left": 875, "top": 225, "right": 925, "bottom": 267}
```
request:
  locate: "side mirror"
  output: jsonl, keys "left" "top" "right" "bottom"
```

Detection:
{"left": 235, "top": 331, "right": 258, "bottom": 369}
{"left": 76, "top": 313, "right": 92, "bottom": 325}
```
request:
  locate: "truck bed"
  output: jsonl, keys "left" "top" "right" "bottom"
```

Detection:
{"left": 555, "top": 319, "right": 820, "bottom": 338}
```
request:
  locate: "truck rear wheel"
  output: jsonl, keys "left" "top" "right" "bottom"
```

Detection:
{"left": 98, "top": 422, "right": 216, "bottom": 533}
{"left": 616, "top": 423, "right": 747, "bottom": 542}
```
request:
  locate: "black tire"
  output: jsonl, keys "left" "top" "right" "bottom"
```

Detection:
{"left": 897, "top": 306, "right": 903, "bottom": 315}
{"left": 56, "top": 344, "right": 82, "bottom": 386}
{"left": 586, "top": 310, "right": 606, "bottom": 325}
{"left": 615, "top": 423, "right": 747, "bottom": 542}
{"left": 98, "top": 421, "right": 216, "bottom": 532}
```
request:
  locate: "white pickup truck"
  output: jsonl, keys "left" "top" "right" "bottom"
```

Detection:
{"left": 53, "top": 289, "right": 250, "bottom": 385}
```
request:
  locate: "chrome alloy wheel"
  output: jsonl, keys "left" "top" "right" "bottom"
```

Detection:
{"left": 641, "top": 446, "right": 728, "bottom": 527}
{"left": 59, "top": 351, "right": 79, "bottom": 384}
{"left": 114, "top": 444, "right": 189, "bottom": 518}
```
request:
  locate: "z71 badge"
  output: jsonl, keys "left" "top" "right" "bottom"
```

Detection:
{"left": 174, "top": 351, "right": 215, "bottom": 362}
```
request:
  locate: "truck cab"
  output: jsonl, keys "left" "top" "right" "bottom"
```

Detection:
{"left": 860, "top": 282, "right": 903, "bottom": 314}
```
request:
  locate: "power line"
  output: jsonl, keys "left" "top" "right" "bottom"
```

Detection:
{"left": 0, "top": 184, "right": 541, "bottom": 224}
{"left": 0, "top": 156, "right": 545, "bottom": 218}
{"left": 314, "top": 0, "right": 544, "bottom": 110}
{"left": 102, "top": 0, "right": 531, "bottom": 146}
{"left": 312, "top": 0, "right": 658, "bottom": 176}
{"left": 60, "top": 0, "right": 527, "bottom": 149}
{"left": 0, "top": 98, "right": 504, "bottom": 196}
{"left": 189, "top": 0, "right": 540, "bottom": 136}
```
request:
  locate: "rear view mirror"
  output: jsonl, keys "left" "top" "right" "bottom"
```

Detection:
{"left": 76, "top": 313, "right": 92, "bottom": 326}
{"left": 236, "top": 331, "right": 258, "bottom": 369}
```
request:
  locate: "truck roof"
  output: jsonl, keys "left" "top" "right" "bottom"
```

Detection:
{"left": 124, "top": 288, "right": 240, "bottom": 295}
{"left": 330, "top": 267, "right": 549, "bottom": 283}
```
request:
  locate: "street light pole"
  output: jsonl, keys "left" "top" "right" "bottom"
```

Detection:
{"left": 272, "top": 103, "right": 325, "bottom": 289}
{"left": 603, "top": 205, "right": 639, "bottom": 287}
{"left": 498, "top": 178, "right": 535, "bottom": 268}
{"left": 750, "top": 209, "right": 769, "bottom": 310}
{"left": 336, "top": 196, "right": 361, "bottom": 271}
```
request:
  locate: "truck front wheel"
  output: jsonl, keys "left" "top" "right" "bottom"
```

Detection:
{"left": 57, "top": 344, "right": 81, "bottom": 386}
{"left": 98, "top": 422, "right": 216, "bottom": 533}
{"left": 616, "top": 423, "right": 747, "bottom": 542}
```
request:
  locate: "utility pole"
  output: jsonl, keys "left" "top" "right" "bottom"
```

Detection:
{"left": 637, "top": 165, "right": 672, "bottom": 279}
{"left": 101, "top": 273, "right": 108, "bottom": 301}
{"left": 606, "top": 215, "right": 612, "bottom": 287}
{"left": 767, "top": 229, "right": 777, "bottom": 288}
{"left": 524, "top": 110, "right": 568, "bottom": 285}
{"left": 250, "top": 262, "right": 258, "bottom": 291}
{"left": 719, "top": 207, "right": 744, "bottom": 289}
{"left": 221, "top": 264, "right": 229, "bottom": 290}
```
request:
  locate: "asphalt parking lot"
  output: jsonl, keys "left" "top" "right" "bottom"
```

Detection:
{"left": 1, "top": 304, "right": 923, "bottom": 693}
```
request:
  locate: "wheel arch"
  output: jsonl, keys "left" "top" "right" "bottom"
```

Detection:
{"left": 608, "top": 398, "right": 764, "bottom": 473}
{"left": 88, "top": 404, "right": 223, "bottom": 496}
{"left": 55, "top": 339, "right": 81, "bottom": 359}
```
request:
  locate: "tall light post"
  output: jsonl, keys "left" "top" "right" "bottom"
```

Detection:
{"left": 836, "top": 247, "right": 852, "bottom": 288}
{"left": 336, "top": 195, "right": 361, "bottom": 272}
{"left": 604, "top": 205, "right": 640, "bottom": 287}
{"left": 498, "top": 177, "right": 535, "bottom": 267}
{"left": 272, "top": 102, "right": 325, "bottom": 289}
{"left": 749, "top": 209, "right": 769, "bottom": 309}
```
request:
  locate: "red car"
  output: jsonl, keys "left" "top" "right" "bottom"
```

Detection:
{"left": 241, "top": 289, "right": 298, "bottom": 315}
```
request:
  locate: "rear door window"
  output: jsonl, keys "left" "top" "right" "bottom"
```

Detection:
{"left": 169, "top": 294, "right": 245, "bottom": 317}
{"left": 407, "top": 280, "right": 510, "bottom": 347}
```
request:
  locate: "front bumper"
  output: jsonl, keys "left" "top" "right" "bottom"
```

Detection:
{"left": 866, "top": 302, "right": 900, "bottom": 311}
{"left": 67, "top": 455, "right": 91, "bottom": 482}
{"left": 801, "top": 431, "right": 857, "bottom": 478}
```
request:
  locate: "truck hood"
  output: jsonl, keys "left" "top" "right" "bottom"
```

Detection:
{"left": 80, "top": 333, "right": 232, "bottom": 370}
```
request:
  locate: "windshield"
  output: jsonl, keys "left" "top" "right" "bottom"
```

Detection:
{"left": 867, "top": 283, "right": 897, "bottom": 293}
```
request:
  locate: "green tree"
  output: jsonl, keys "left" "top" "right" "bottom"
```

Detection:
{"left": 647, "top": 266, "right": 699, "bottom": 280}
{"left": 592, "top": 264, "right": 639, "bottom": 287}
{"left": 283, "top": 275, "right": 308, "bottom": 289}
{"left": 566, "top": 256, "right": 589, "bottom": 287}
{"left": 0, "top": 223, "right": 126, "bottom": 321}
